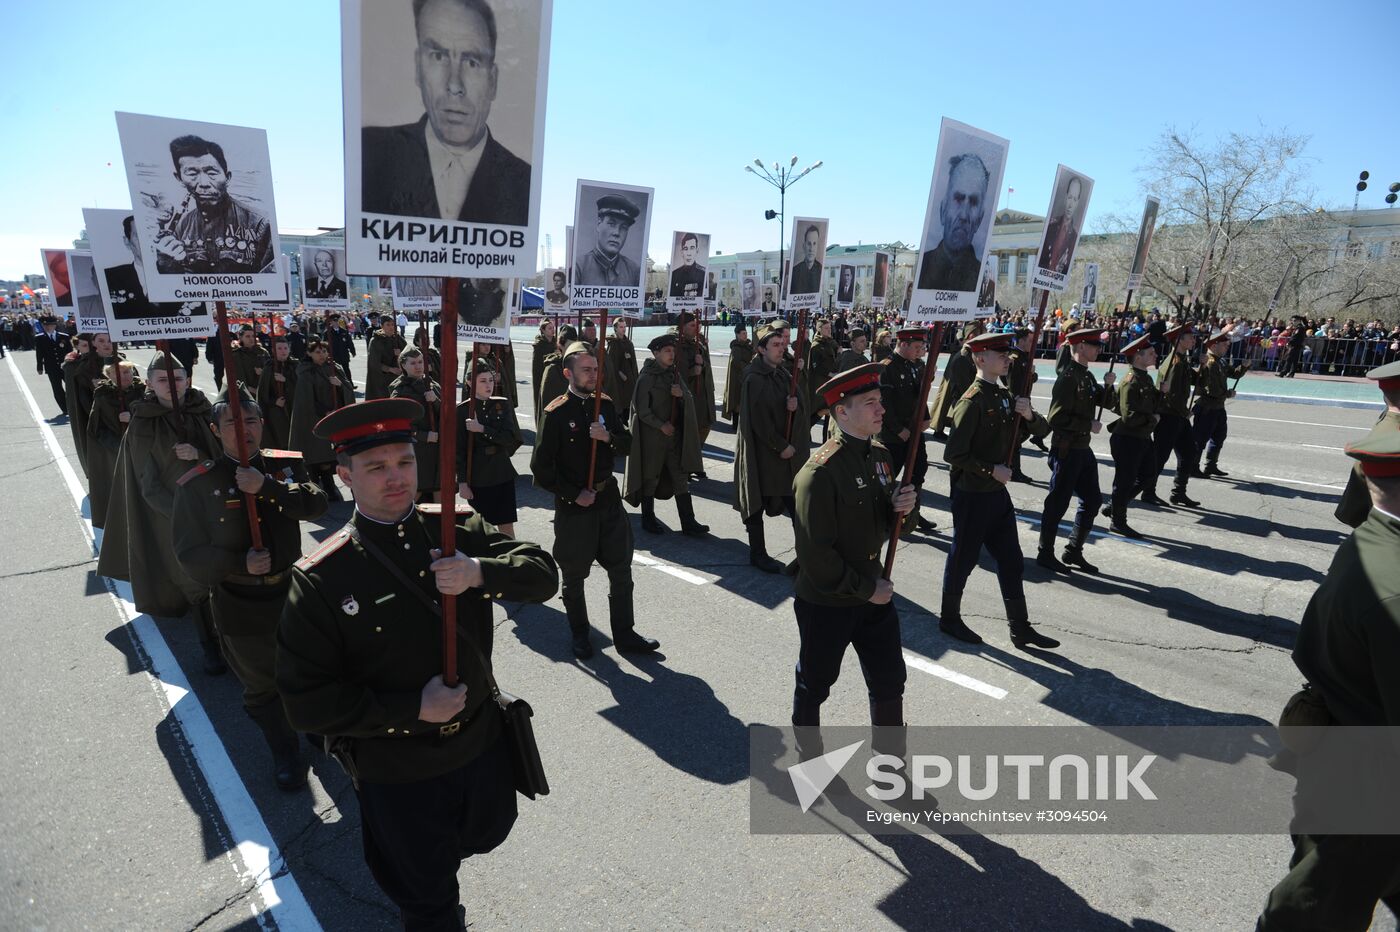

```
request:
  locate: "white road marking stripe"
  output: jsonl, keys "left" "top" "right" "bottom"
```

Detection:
{"left": 1231, "top": 414, "right": 1370, "bottom": 431}
{"left": 1252, "top": 475, "right": 1346, "bottom": 491}
{"left": 1012, "top": 514, "right": 1157, "bottom": 547}
{"left": 903, "top": 652, "right": 1008, "bottom": 699}
{"left": 632, "top": 553, "right": 709, "bottom": 585}
{"left": 4, "top": 355, "right": 319, "bottom": 931}
{"left": 1299, "top": 443, "right": 1343, "bottom": 451}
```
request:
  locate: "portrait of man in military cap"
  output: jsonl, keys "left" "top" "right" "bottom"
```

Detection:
{"left": 571, "top": 183, "right": 651, "bottom": 290}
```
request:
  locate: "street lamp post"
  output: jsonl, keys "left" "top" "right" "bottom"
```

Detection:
{"left": 745, "top": 156, "right": 822, "bottom": 301}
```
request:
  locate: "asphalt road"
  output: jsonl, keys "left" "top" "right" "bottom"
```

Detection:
{"left": 0, "top": 334, "right": 1394, "bottom": 932}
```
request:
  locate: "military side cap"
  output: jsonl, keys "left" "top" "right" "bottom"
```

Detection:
{"left": 756, "top": 322, "right": 785, "bottom": 345}
{"left": 1365, "top": 359, "right": 1400, "bottom": 392}
{"left": 1065, "top": 326, "right": 1106, "bottom": 346}
{"left": 314, "top": 398, "right": 421, "bottom": 456}
{"left": 1163, "top": 323, "right": 1193, "bottom": 341}
{"left": 817, "top": 363, "right": 883, "bottom": 408}
{"left": 648, "top": 333, "right": 678, "bottom": 352}
{"left": 1203, "top": 330, "right": 1231, "bottom": 347}
{"left": 557, "top": 324, "right": 578, "bottom": 344}
{"left": 966, "top": 332, "right": 1015, "bottom": 353}
{"left": 213, "top": 383, "right": 257, "bottom": 406}
{"left": 1121, "top": 334, "right": 1154, "bottom": 358}
{"left": 596, "top": 194, "right": 640, "bottom": 225}
{"left": 676, "top": 311, "right": 697, "bottom": 327}
{"left": 562, "top": 340, "right": 593, "bottom": 360}
{"left": 896, "top": 326, "right": 928, "bottom": 342}
{"left": 1344, "top": 430, "right": 1400, "bottom": 478}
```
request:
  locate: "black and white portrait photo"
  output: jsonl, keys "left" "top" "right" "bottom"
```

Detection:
{"left": 115, "top": 112, "right": 283, "bottom": 303}
{"left": 343, "top": 0, "right": 553, "bottom": 276}
{"left": 84, "top": 207, "right": 212, "bottom": 341}
{"left": 910, "top": 118, "right": 1009, "bottom": 322}
{"left": 975, "top": 252, "right": 997, "bottom": 317}
{"left": 300, "top": 246, "right": 350, "bottom": 309}
{"left": 543, "top": 268, "right": 569, "bottom": 312}
{"left": 786, "top": 216, "right": 828, "bottom": 310}
{"left": 836, "top": 264, "right": 855, "bottom": 308}
{"left": 1127, "top": 196, "right": 1160, "bottom": 290}
{"left": 762, "top": 284, "right": 779, "bottom": 313}
{"left": 666, "top": 230, "right": 710, "bottom": 310}
{"left": 392, "top": 276, "right": 443, "bottom": 311}
{"left": 66, "top": 251, "right": 107, "bottom": 333}
{"left": 741, "top": 276, "right": 760, "bottom": 312}
{"left": 570, "top": 180, "right": 653, "bottom": 310}
{"left": 871, "top": 251, "right": 889, "bottom": 309}
{"left": 1032, "top": 164, "right": 1095, "bottom": 293}
{"left": 455, "top": 277, "right": 511, "bottom": 342}
{"left": 1081, "top": 262, "right": 1099, "bottom": 311}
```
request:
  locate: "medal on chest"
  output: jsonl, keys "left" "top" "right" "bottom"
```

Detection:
{"left": 341, "top": 595, "right": 359, "bottom": 616}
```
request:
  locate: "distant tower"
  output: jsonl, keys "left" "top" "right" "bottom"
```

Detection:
{"left": 545, "top": 233, "right": 554, "bottom": 267}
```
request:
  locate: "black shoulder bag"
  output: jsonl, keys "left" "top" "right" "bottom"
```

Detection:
{"left": 346, "top": 525, "right": 550, "bottom": 799}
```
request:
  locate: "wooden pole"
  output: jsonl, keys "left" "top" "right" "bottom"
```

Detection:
{"left": 784, "top": 309, "right": 808, "bottom": 441}
{"left": 1002, "top": 288, "right": 1052, "bottom": 465}
{"left": 586, "top": 309, "right": 608, "bottom": 490}
{"left": 213, "top": 301, "right": 264, "bottom": 550}
{"left": 438, "top": 277, "right": 461, "bottom": 687}
{"left": 155, "top": 337, "right": 186, "bottom": 442}
{"left": 882, "top": 321, "right": 944, "bottom": 580}
{"left": 1093, "top": 299, "right": 1132, "bottom": 421}
{"left": 464, "top": 341, "right": 480, "bottom": 482}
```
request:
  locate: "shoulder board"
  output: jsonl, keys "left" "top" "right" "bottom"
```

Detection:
{"left": 880, "top": 358, "right": 893, "bottom": 366}
{"left": 959, "top": 384, "right": 981, "bottom": 402}
{"left": 543, "top": 394, "right": 569, "bottom": 412}
{"left": 176, "top": 460, "right": 216, "bottom": 486}
{"left": 417, "top": 503, "right": 475, "bottom": 516}
{"left": 810, "top": 437, "right": 841, "bottom": 465}
{"left": 295, "top": 528, "right": 352, "bottom": 571}
{"left": 259, "top": 448, "right": 302, "bottom": 459}
{"left": 599, "top": 392, "right": 613, "bottom": 403}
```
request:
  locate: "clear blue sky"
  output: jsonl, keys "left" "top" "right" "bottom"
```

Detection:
{"left": 3, "top": 0, "right": 1398, "bottom": 280}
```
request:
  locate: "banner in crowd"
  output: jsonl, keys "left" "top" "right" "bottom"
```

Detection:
{"left": 739, "top": 273, "right": 762, "bottom": 313}
{"left": 456, "top": 278, "right": 513, "bottom": 344}
{"left": 115, "top": 112, "right": 283, "bottom": 303}
{"left": 786, "top": 218, "right": 828, "bottom": 312}
{"left": 1030, "top": 164, "right": 1095, "bottom": 293}
{"left": 1080, "top": 262, "right": 1099, "bottom": 313}
{"left": 341, "top": 0, "right": 554, "bottom": 278}
{"left": 391, "top": 277, "right": 442, "bottom": 311}
{"left": 541, "top": 268, "right": 569, "bottom": 313}
{"left": 83, "top": 207, "right": 214, "bottom": 341}
{"left": 1126, "top": 196, "right": 1160, "bottom": 291}
{"left": 871, "top": 251, "right": 890, "bottom": 309}
{"left": 665, "top": 231, "right": 710, "bottom": 312}
{"left": 300, "top": 245, "right": 351, "bottom": 310}
{"left": 64, "top": 250, "right": 107, "bottom": 334}
{"left": 705, "top": 267, "right": 718, "bottom": 312}
{"left": 974, "top": 252, "right": 997, "bottom": 319}
{"left": 909, "top": 118, "right": 1009, "bottom": 322}
{"left": 39, "top": 249, "right": 72, "bottom": 315}
{"left": 835, "top": 264, "right": 855, "bottom": 309}
{"left": 570, "top": 180, "right": 653, "bottom": 310}
{"left": 249, "top": 255, "right": 293, "bottom": 312}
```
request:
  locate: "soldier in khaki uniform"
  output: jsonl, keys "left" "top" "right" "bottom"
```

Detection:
{"left": 791, "top": 364, "right": 916, "bottom": 752}
{"left": 928, "top": 321, "right": 981, "bottom": 441}
{"left": 88, "top": 359, "right": 144, "bottom": 530}
{"left": 389, "top": 347, "right": 443, "bottom": 501}
{"left": 255, "top": 336, "right": 297, "bottom": 450}
{"left": 624, "top": 334, "right": 706, "bottom": 536}
{"left": 1004, "top": 327, "right": 1049, "bottom": 476}
{"left": 172, "top": 387, "right": 328, "bottom": 789}
{"left": 722, "top": 322, "right": 753, "bottom": 424}
{"left": 290, "top": 340, "right": 353, "bottom": 501}
{"left": 531, "top": 319, "right": 556, "bottom": 409}
{"left": 536, "top": 324, "right": 576, "bottom": 411}
{"left": 277, "top": 398, "right": 558, "bottom": 931}
{"left": 62, "top": 332, "right": 94, "bottom": 477}
{"left": 836, "top": 328, "right": 869, "bottom": 373}
{"left": 878, "top": 327, "right": 938, "bottom": 535}
{"left": 229, "top": 324, "right": 270, "bottom": 393}
{"left": 1334, "top": 360, "right": 1400, "bottom": 528}
{"left": 674, "top": 312, "right": 716, "bottom": 454}
{"left": 805, "top": 318, "right": 840, "bottom": 423}
{"left": 365, "top": 317, "right": 407, "bottom": 400}
{"left": 1188, "top": 330, "right": 1250, "bottom": 478}
{"left": 1144, "top": 323, "right": 1200, "bottom": 507}
{"left": 604, "top": 316, "right": 638, "bottom": 422}
{"left": 1103, "top": 334, "right": 1160, "bottom": 539}
{"left": 942, "top": 333, "right": 1057, "bottom": 648}
{"left": 457, "top": 357, "right": 523, "bottom": 537}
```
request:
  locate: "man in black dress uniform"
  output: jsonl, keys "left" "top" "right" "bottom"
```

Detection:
{"left": 35, "top": 316, "right": 72, "bottom": 414}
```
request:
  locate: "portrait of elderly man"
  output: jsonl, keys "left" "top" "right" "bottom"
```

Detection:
{"left": 1039, "top": 173, "right": 1086, "bottom": 277}
{"left": 153, "top": 135, "right": 276, "bottom": 275}
{"left": 789, "top": 224, "right": 823, "bottom": 295}
{"left": 574, "top": 195, "right": 642, "bottom": 287}
{"left": 361, "top": 0, "right": 531, "bottom": 226}
{"left": 917, "top": 153, "right": 989, "bottom": 291}
{"left": 105, "top": 215, "right": 199, "bottom": 320}
{"left": 304, "top": 250, "right": 347, "bottom": 299}
{"left": 669, "top": 232, "right": 706, "bottom": 298}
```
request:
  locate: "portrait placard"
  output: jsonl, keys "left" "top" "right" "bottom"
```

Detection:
{"left": 571, "top": 179, "right": 653, "bottom": 310}
{"left": 786, "top": 217, "right": 828, "bottom": 311}
{"left": 1126, "top": 196, "right": 1159, "bottom": 291}
{"left": 909, "top": 118, "right": 1009, "bottom": 322}
{"left": 300, "top": 246, "right": 351, "bottom": 310}
{"left": 83, "top": 207, "right": 214, "bottom": 341}
{"left": 455, "top": 278, "right": 512, "bottom": 343}
{"left": 974, "top": 252, "right": 998, "bottom": 319}
{"left": 1031, "top": 164, "right": 1095, "bottom": 293}
{"left": 40, "top": 249, "right": 72, "bottom": 315}
{"left": 115, "top": 112, "right": 282, "bottom": 303}
{"left": 342, "top": 0, "right": 553, "bottom": 277}
{"left": 541, "top": 267, "right": 569, "bottom": 314}
{"left": 665, "top": 230, "right": 710, "bottom": 312}
{"left": 871, "top": 251, "right": 890, "bottom": 309}
{"left": 1080, "top": 262, "right": 1099, "bottom": 313}
{"left": 835, "top": 264, "right": 855, "bottom": 309}
{"left": 65, "top": 251, "right": 107, "bottom": 333}
{"left": 249, "top": 255, "right": 293, "bottom": 312}
{"left": 739, "top": 274, "right": 762, "bottom": 313}
{"left": 391, "top": 277, "right": 443, "bottom": 311}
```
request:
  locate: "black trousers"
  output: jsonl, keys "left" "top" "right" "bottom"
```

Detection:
{"left": 884, "top": 434, "right": 929, "bottom": 488}
{"left": 552, "top": 497, "right": 634, "bottom": 636}
{"left": 943, "top": 485, "right": 1024, "bottom": 601}
{"left": 45, "top": 370, "right": 67, "bottom": 414}
{"left": 1192, "top": 405, "right": 1228, "bottom": 465}
{"left": 1148, "top": 413, "right": 1195, "bottom": 495}
{"left": 792, "top": 596, "right": 905, "bottom": 715}
{"left": 1040, "top": 445, "right": 1102, "bottom": 544}
{"left": 1110, "top": 433, "right": 1156, "bottom": 511}
{"left": 357, "top": 736, "right": 518, "bottom": 932}
{"left": 1257, "top": 833, "right": 1400, "bottom": 931}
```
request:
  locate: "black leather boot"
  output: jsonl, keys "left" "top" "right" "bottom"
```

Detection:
{"left": 1110, "top": 497, "right": 1144, "bottom": 539}
{"left": 1006, "top": 597, "right": 1060, "bottom": 650}
{"left": 1170, "top": 487, "right": 1200, "bottom": 508}
{"left": 1061, "top": 526, "right": 1099, "bottom": 574}
{"left": 640, "top": 496, "right": 667, "bottom": 534}
{"left": 869, "top": 698, "right": 907, "bottom": 759}
{"left": 195, "top": 600, "right": 226, "bottom": 676}
{"left": 747, "top": 517, "right": 783, "bottom": 574}
{"left": 938, "top": 591, "right": 983, "bottom": 644}
{"left": 676, "top": 494, "right": 709, "bottom": 537}
{"left": 1202, "top": 455, "right": 1228, "bottom": 478}
{"left": 247, "top": 699, "right": 307, "bottom": 791}
{"left": 563, "top": 589, "right": 593, "bottom": 660}
{"left": 610, "top": 592, "right": 659, "bottom": 654}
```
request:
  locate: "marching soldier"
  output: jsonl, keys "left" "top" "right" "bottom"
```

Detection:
{"left": 256, "top": 336, "right": 297, "bottom": 450}
{"left": 457, "top": 358, "right": 523, "bottom": 538}
{"left": 878, "top": 327, "right": 938, "bottom": 534}
{"left": 1103, "top": 334, "right": 1160, "bottom": 538}
{"left": 531, "top": 319, "right": 556, "bottom": 409}
{"left": 88, "top": 359, "right": 143, "bottom": 530}
{"left": 806, "top": 318, "right": 840, "bottom": 424}
{"left": 1188, "top": 330, "right": 1250, "bottom": 478}
{"left": 1143, "top": 323, "right": 1200, "bottom": 507}
{"left": 674, "top": 312, "right": 716, "bottom": 453}
{"left": 290, "top": 340, "right": 354, "bottom": 501}
{"left": 836, "top": 328, "right": 870, "bottom": 372}
{"left": 928, "top": 322, "right": 980, "bottom": 441}
{"left": 734, "top": 322, "right": 810, "bottom": 574}
{"left": 530, "top": 342, "right": 659, "bottom": 660}
{"left": 35, "top": 316, "right": 73, "bottom": 415}
{"left": 1335, "top": 360, "right": 1400, "bottom": 528}
{"left": 790, "top": 365, "right": 917, "bottom": 749}
{"left": 1256, "top": 430, "right": 1400, "bottom": 930}
{"left": 229, "top": 324, "right": 270, "bottom": 393}
{"left": 623, "top": 334, "right": 707, "bottom": 536}
{"left": 276, "top": 398, "right": 559, "bottom": 931}
{"left": 411, "top": 324, "right": 442, "bottom": 383}
{"left": 327, "top": 313, "right": 358, "bottom": 392}
{"left": 97, "top": 353, "right": 225, "bottom": 672}
{"left": 62, "top": 332, "right": 94, "bottom": 476}
{"left": 389, "top": 347, "right": 443, "bottom": 503}
{"left": 1006, "top": 327, "right": 1049, "bottom": 457}
{"left": 491, "top": 340, "right": 519, "bottom": 409}
{"left": 722, "top": 322, "right": 753, "bottom": 424}
{"left": 365, "top": 316, "right": 407, "bottom": 400}
{"left": 536, "top": 324, "right": 577, "bottom": 411}
{"left": 604, "top": 316, "right": 638, "bottom": 423}
{"left": 941, "top": 333, "right": 1058, "bottom": 648}
{"left": 172, "top": 387, "right": 328, "bottom": 789}
{"left": 1037, "top": 325, "right": 1115, "bottom": 574}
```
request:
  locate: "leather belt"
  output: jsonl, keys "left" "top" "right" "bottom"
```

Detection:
{"left": 226, "top": 570, "right": 288, "bottom": 587}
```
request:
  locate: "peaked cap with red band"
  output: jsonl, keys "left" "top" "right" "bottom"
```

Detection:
{"left": 1367, "top": 360, "right": 1400, "bottom": 393}
{"left": 895, "top": 327, "right": 928, "bottom": 343}
{"left": 1064, "top": 326, "right": 1107, "bottom": 347}
{"left": 1345, "top": 429, "right": 1400, "bottom": 479}
{"left": 313, "top": 398, "right": 422, "bottom": 456}
{"left": 965, "top": 332, "right": 1015, "bottom": 353}
{"left": 816, "top": 363, "right": 884, "bottom": 408}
